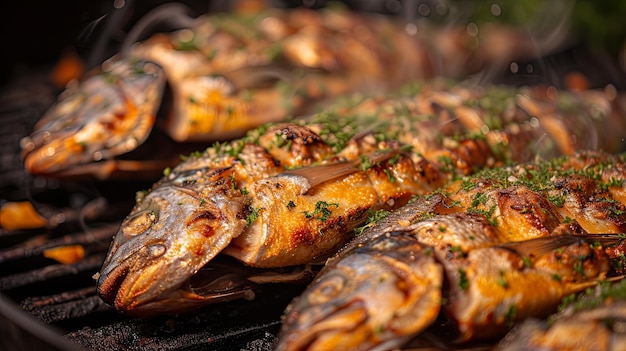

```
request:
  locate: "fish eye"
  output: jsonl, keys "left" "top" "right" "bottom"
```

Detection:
{"left": 122, "top": 209, "right": 158, "bottom": 237}
{"left": 145, "top": 243, "right": 166, "bottom": 258}
{"left": 307, "top": 274, "right": 346, "bottom": 305}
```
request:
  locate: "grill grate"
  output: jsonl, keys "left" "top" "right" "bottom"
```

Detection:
{"left": 0, "top": 67, "right": 304, "bottom": 351}
{"left": 0, "top": 186, "right": 305, "bottom": 351}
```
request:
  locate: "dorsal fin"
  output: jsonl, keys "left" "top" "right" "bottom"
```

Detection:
{"left": 282, "top": 149, "right": 403, "bottom": 190}
{"left": 501, "top": 233, "right": 625, "bottom": 258}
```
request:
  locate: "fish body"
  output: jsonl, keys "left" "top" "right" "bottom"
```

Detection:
{"left": 276, "top": 150, "right": 626, "bottom": 350}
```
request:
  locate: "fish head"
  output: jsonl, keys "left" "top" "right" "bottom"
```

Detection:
{"left": 21, "top": 59, "right": 166, "bottom": 178}
{"left": 96, "top": 173, "right": 247, "bottom": 315}
{"left": 276, "top": 233, "right": 443, "bottom": 351}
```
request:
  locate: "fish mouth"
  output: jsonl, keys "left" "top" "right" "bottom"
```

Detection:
{"left": 97, "top": 241, "right": 177, "bottom": 314}
{"left": 98, "top": 251, "right": 314, "bottom": 316}
{"left": 96, "top": 259, "right": 130, "bottom": 307}
{"left": 277, "top": 299, "right": 370, "bottom": 351}
{"left": 97, "top": 256, "right": 194, "bottom": 315}
{"left": 97, "top": 247, "right": 149, "bottom": 312}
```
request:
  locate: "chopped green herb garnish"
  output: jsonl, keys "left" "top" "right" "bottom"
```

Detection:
{"left": 303, "top": 201, "right": 339, "bottom": 221}
{"left": 135, "top": 190, "right": 148, "bottom": 202}
{"left": 355, "top": 209, "right": 390, "bottom": 235}
{"left": 383, "top": 169, "right": 396, "bottom": 183}
{"left": 246, "top": 206, "right": 260, "bottom": 225}
{"left": 573, "top": 260, "right": 585, "bottom": 277}
{"left": 503, "top": 305, "right": 517, "bottom": 326}
{"left": 522, "top": 256, "right": 532, "bottom": 268}
{"left": 496, "top": 271, "right": 509, "bottom": 289}
{"left": 458, "top": 268, "right": 469, "bottom": 290}
{"left": 360, "top": 155, "right": 372, "bottom": 171}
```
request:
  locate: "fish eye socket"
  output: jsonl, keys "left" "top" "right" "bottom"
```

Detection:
{"left": 122, "top": 210, "right": 158, "bottom": 236}
{"left": 307, "top": 274, "right": 346, "bottom": 305}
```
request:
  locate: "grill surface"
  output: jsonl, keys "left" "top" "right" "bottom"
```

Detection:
{"left": 0, "top": 65, "right": 307, "bottom": 351}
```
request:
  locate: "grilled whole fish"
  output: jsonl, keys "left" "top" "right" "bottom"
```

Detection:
{"left": 276, "top": 150, "right": 626, "bottom": 351}
{"left": 95, "top": 82, "right": 626, "bottom": 316}
{"left": 21, "top": 5, "right": 570, "bottom": 180}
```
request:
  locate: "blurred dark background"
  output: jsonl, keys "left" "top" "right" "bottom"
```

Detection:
{"left": 1, "top": 0, "right": 625, "bottom": 86}
{"left": 0, "top": 0, "right": 209, "bottom": 82}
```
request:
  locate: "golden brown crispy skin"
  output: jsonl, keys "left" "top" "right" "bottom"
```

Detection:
{"left": 277, "top": 151, "right": 626, "bottom": 350}
{"left": 98, "top": 79, "right": 626, "bottom": 315}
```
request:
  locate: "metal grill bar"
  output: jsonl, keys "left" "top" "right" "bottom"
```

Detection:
{"left": 1, "top": 255, "right": 106, "bottom": 291}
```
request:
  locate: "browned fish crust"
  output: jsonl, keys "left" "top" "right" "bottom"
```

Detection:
{"left": 277, "top": 150, "right": 626, "bottom": 350}
{"left": 98, "top": 82, "right": 626, "bottom": 315}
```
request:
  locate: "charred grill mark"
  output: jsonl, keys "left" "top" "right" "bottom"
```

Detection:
{"left": 415, "top": 158, "right": 445, "bottom": 188}
{"left": 186, "top": 210, "right": 218, "bottom": 238}
{"left": 181, "top": 179, "right": 196, "bottom": 187}
{"left": 242, "top": 203, "right": 261, "bottom": 226}
{"left": 260, "top": 124, "right": 332, "bottom": 167}
{"left": 236, "top": 144, "right": 283, "bottom": 179}
{"left": 291, "top": 227, "right": 316, "bottom": 247}
{"left": 550, "top": 221, "right": 586, "bottom": 236}
{"left": 294, "top": 206, "right": 368, "bottom": 248}
{"left": 208, "top": 167, "right": 235, "bottom": 183}
{"left": 498, "top": 187, "right": 562, "bottom": 235}
{"left": 455, "top": 139, "right": 492, "bottom": 174}
{"left": 346, "top": 207, "right": 369, "bottom": 222}
{"left": 275, "top": 125, "right": 324, "bottom": 145}
{"left": 194, "top": 245, "right": 206, "bottom": 257}
{"left": 588, "top": 200, "right": 626, "bottom": 230}
{"left": 323, "top": 214, "right": 346, "bottom": 232}
{"left": 606, "top": 241, "right": 626, "bottom": 274}
{"left": 534, "top": 241, "right": 609, "bottom": 283}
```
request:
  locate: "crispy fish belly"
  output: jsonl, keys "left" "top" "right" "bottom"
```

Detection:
{"left": 276, "top": 150, "right": 626, "bottom": 351}
{"left": 97, "top": 84, "right": 624, "bottom": 316}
